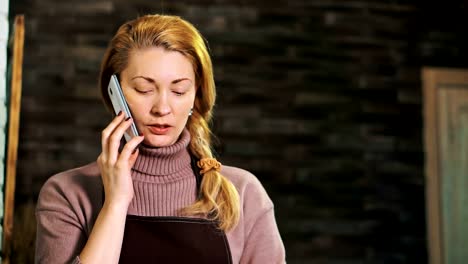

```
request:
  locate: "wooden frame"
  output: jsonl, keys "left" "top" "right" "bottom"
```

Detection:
{"left": 423, "top": 67, "right": 468, "bottom": 264}
{"left": 2, "top": 15, "right": 24, "bottom": 264}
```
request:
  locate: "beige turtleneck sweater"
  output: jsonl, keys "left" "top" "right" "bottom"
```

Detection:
{"left": 35, "top": 130, "right": 286, "bottom": 263}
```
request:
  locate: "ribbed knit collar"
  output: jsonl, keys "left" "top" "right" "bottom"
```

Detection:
{"left": 132, "top": 129, "right": 192, "bottom": 176}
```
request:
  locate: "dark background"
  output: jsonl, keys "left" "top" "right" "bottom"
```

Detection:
{"left": 8, "top": 0, "right": 468, "bottom": 263}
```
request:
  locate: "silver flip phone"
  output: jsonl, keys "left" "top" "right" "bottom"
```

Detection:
{"left": 108, "top": 74, "right": 139, "bottom": 142}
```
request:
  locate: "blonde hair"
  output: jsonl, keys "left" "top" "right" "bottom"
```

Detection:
{"left": 98, "top": 14, "right": 240, "bottom": 231}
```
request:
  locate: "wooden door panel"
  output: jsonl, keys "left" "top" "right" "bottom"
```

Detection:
{"left": 438, "top": 86, "right": 468, "bottom": 263}
{"left": 424, "top": 68, "right": 468, "bottom": 264}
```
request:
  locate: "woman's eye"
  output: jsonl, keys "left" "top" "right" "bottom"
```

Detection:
{"left": 173, "top": 91, "right": 185, "bottom": 96}
{"left": 135, "top": 88, "right": 153, "bottom": 94}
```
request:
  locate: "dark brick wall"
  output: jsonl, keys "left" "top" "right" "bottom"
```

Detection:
{"left": 9, "top": 0, "right": 468, "bottom": 263}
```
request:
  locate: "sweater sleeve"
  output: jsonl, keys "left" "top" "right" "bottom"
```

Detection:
{"left": 239, "top": 207, "right": 286, "bottom": 264}
{"left": 35, "top": 175, "right": 87, "bottom": 264}
{"left": 224, "top": 165, "right": 286, "bottom": 264}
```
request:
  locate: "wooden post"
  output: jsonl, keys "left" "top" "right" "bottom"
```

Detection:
{"left": 2, "top": 15, "right": 25, "bottom": 264}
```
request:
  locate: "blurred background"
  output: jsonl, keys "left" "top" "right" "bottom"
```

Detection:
{"left": 4, "top": 0, "right": 468, "bottom": 263}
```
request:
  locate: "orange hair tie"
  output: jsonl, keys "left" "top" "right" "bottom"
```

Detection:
{"left": 197, "top": 158, "right": 222, "bottom": 174}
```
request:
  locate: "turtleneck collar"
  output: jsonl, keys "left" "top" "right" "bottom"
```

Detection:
{"left": 132, "top": 129, "right": 192, "bottom": 176}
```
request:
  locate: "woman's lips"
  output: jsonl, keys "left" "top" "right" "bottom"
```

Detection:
{"left": 147, "top": 124, "right": 171, "bottom": 135}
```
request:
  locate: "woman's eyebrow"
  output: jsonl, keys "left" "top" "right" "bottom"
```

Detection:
{"left": 131, "top": 76, "right": 155, "bottom": 83}
{"left": 172, "top": 78, "right": 192, "bottom": 84}
{"left": 130, "top": 76, "right": 192, "bottom": 84}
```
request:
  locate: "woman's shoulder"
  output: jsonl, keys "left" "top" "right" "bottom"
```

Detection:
{"left": 220, "top": 165, "right": 273, "bottom": 211}
{"left": 40, "top": 162, "right": 101, "bottom": 192}
{"left": 37, "top": 162, "right": 102, "bottom": 211}
{"left": 220, "top": 165, "right": 258, "bottom": 187}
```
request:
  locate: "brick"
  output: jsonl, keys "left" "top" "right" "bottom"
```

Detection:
{"left": 283, "top": 218, "right": 378, "bottom": 237}
{"left": 294, "top": 92, "right": 352, "bottom": 106}
{"left": 220, "top": 118, "right": 319, "bottom": 135}
{"left": 33, "top": 1, "right": 114, "bottom": 15}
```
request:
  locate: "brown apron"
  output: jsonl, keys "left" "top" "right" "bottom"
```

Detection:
{"left": 119, "top": 215, "right": 232, "bottom": 263}
{"left": 104, "top": 154, "right": 233, "bottom": 263}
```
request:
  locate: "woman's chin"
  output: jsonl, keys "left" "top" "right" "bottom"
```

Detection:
{"left": 141, "top": 135, "right": 176, "bottom": 148}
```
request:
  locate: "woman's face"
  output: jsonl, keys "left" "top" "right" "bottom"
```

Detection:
{"left": 120, "top": 47, "right": 196, "bottom": 147}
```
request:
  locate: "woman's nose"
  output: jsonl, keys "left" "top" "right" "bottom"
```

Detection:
{"left": 151, "top": 93, "right": 171, "bottom": 116}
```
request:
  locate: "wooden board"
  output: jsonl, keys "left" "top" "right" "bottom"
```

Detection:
{"left": 2, "top": 15, "right": 25, "bottom": 264}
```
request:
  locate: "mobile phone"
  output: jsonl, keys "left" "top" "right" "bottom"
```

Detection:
{"left": 108, "top": 74, "right": 139, "bottom": 142}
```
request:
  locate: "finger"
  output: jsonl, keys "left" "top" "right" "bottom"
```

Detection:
{"left": 96, "top": 154, "right": 104, "bottom": 170}
{"left": 128, "top": 148, "right": 140, "bottom": 168}
{"left": 118, "top": 135, "right": 145, "bottom": 165}
{"left": 101, "top": 111, "right": 125, "bottom": 157}
{"left": 107, "top": 117, "right": 136, "bottom": 163}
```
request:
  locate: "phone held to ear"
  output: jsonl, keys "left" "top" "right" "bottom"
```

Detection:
{"left": 108, "top": 74, "right": 140, "bottom": 142}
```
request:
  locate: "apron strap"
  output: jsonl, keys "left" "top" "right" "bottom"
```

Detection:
{"left": 190, "top": 152, "right": 204, "bottom": 199}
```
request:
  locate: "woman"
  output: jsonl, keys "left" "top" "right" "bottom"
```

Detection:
{"left": 35, "top": 14, "right": 285, "bottom": 263}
